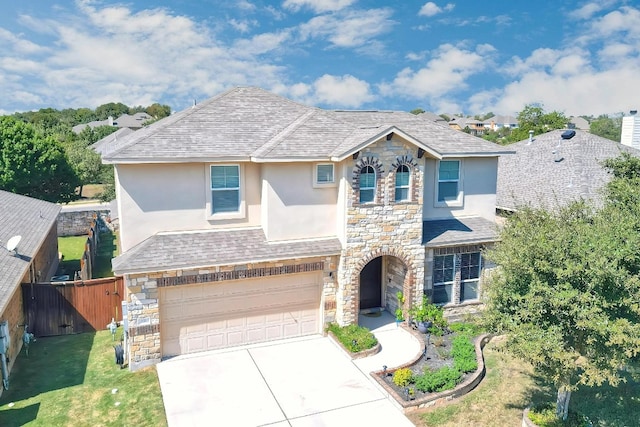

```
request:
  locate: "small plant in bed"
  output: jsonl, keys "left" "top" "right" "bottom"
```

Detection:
{"left": 327, "top": 323, "right": 378, "bottom": 352}
{"left": 528, "top": 403, "right": 591, "bottom": 427}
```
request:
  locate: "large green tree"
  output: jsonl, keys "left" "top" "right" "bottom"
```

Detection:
{"left": 508, "top": 104, "right": 568, "bottom": 143}
{"left": 483, "top": 158, "right": 640, "bottom": 420}
{"left": 0, "top": 116, "right": 79, "bottom": 202}
{"left": 590, "top": 114, "right": 622, "bottom": 142}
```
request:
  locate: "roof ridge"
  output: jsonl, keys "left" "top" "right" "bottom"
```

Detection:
{"left": 251, "top": 109, "right": 317, "bottom": 158}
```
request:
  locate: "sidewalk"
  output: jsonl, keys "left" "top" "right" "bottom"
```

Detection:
{"left": 354, "top": 310, "right": 422, "bottom": 377}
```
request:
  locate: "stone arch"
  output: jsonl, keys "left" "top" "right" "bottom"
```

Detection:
{"left": 352, "top": 156, "right": 384, "bottom": 205}
{"left": 352, "top": 246, "right": 417, "bottom": 319}
{"left": 389, "top": 155, "right": 419, "bottom": 203}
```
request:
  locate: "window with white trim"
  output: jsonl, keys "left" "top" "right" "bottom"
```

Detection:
{"left": 359, "top": 165, "right": 376, "bottom": 203}
{"left": 433, "top": 254, "right": 455, "bottom": 304}
{"left": 460, "top": 252, "right": 481, "bottom": 302}
{"left": 395, "top": 164, "right": 410, "bottom": 202}
{"left": 315, "top": 163, "right": 334, "bottom": 185}
{"left": 210, "top": 165, "right": 240, "bottom": 214}
{"left": 437, "top": 160, "right": 460, "bottom": 202}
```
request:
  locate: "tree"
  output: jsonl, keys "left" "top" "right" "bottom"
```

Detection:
{"left": 64, "top": 140, "right": 103, "bottom": 196}
{"left": 590, "top": 114, "right": 622, "bottom": 142}
{"left": 0, "top": 117, "right": 79, "bottom": 202}
{"left": 508, "top": 104, "right": 568, "bottom": 143}
{"left": 410, "top": 108, "right": 425, "bottom": 115}
{"left": 95, "top": 102, "right": 130, "bottom": 120}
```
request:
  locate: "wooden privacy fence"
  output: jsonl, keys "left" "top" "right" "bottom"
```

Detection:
{"left": 22, "top": 277, "right": 124, "bottom": 337}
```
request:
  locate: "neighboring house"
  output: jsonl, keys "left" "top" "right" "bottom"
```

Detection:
{"left": 621, "top": 110, "right": 640, "bottom": 149}
{"left": 448, "top": 117, "right": 487, "bottom": 136}
{"left": 567, "top": 116, "right": 590, "bottom": 131}
{"left": 91, "top": 127, "right": 134, "bottom": 155}
{"left": 487, "top": 115, "right": 519, "bottom": 131}
{"left": 496, "top": 129, "right": 638, "bottom": 212}
{"left": 0, "top": 191, "right": 60, "bottom": 396}
{"left": 72, "top": 112, "right": 152, "bottom": 134}
{"left": 102, "top": 87, "right": 511, "bottom": 370}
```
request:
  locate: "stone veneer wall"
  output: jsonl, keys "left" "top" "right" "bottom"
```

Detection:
{"left": 125, "top": 255, "right": 338, "bottom": 371}
{"left": 338, "top": 137, "right": 426, "bottom": 325}
{"left": 57, "top": 210, "right": 112, "bottom": 236}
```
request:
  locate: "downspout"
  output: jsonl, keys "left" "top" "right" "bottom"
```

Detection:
{"left": 0, "top": 320, "right": 11, "bottom": 390}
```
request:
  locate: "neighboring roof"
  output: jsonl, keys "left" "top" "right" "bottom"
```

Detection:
{"left": 422, "top": 217, "right": 498, "bottom": 247}
{"left": 102, "top": 87, "right": 511, "bottom": 164}
{"left": 91, "top": 127, "right": 134, "bottom": 155}
{"left": 111, "top": 227, "right": 343, "bottom": 275}
{"left": 568, "top": 116, "right": 590, "bottom": 131}
{"left": 418, "top": 111, "right": 448, "bottom": 123}
{"left": 496, "top": 129, "right": 639, "bottom": 211}
{"left": 0, "top": 191, "right": 61, "bottom": 313}
{"left": 72, "top": 112, "right": 152, "bottom": 134}
{"left": 491, "top": 115, "right": 518, "bottom": 125}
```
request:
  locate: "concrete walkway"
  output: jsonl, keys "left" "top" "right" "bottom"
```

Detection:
{"left": 354, "top": 311, "right": 422, "bottom": 377}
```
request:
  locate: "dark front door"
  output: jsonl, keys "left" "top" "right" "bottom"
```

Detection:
{"left": 360, "top": 257, "right": 382, "bottom": 309}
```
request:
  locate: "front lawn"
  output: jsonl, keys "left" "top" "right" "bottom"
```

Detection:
{"left": 408, "top": 336, "right": 640, "bottom": 426}
{"left": 0, "top": 329, "right": 167, "bottom": 427}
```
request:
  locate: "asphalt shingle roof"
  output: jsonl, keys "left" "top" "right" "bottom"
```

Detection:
{"left": 496, "top": 130, "right": 638, "bottom": 211}
{"left": 422, "top": 217, "right": 498, "bottom": 247}
{"left": 111, "top": 228, "right": 343, "bottom": 275}
{"left": 102, "top": 87, "right": 510, "bottom": 163}
{"left": 0, "top": 191, "right": 60, "bottom": 313}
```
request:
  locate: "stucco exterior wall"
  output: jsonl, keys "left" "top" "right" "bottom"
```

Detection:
{"left": 116, "top": 163, "right": 262, "bottom": 251}
{"left": 422, "top": 157, "right": 498, "bottom": 221}
{"left": 262, "top": 163, "right": 338, "bottom": 241}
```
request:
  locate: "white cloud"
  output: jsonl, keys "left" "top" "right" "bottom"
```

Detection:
{"left": 298, "top": 8, "right": 394, "bottom": 48}
{"left": 379, "top": 43, "right": 493, "bottom": 100}
{"left": 293, "top": 74, "right": 374, "bottom": 107}
{"left": 573, "top": 1, "right": 617, "bottom": 20}
{"left": 418, "top": 2, "right": 455, "bottom": 17}
{"left": 283, "top": 0, "right": 356, "bottom": 13}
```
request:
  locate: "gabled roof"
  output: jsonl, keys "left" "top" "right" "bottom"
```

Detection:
{"left": 91, "top": 127, "right": 134, "bottom": 155}
{"left": 0, "top": 191, "right": 60, "bottom": 313}
{"left": 496, "top": 129, "right": 639, "bottom": 211}
{"left": 111, "top": 227, "right": 342, "bottom": 275}
{"left": 102, "top": 87, "right": 510, "bottom": 164}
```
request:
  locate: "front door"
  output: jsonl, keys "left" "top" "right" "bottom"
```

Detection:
{"left": 360, "top": 257, "right": 382, "bottom": 309}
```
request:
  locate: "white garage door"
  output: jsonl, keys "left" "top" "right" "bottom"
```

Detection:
{"left": 160, "top": 272, "right": 322, "bottom": 357}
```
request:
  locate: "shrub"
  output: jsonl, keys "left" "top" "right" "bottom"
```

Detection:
{"left": 449, "top": 321, "right": 483, "bottom": 338}
{"left": 528, "top": 403, "right": 591, "bottom": 427}
{"left": 451, "top": 335, "right": 478, "bottom": 373}
{"left": 393, "top": 368, "right": 414, "bottom": 387}
{"left": 326, "top": 323, "right": 378, "bottom": 352}
{"left": 414, "top": 366, "right": 462, "bottom": 393}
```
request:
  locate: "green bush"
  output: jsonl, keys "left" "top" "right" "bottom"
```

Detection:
{"left": 414, "top": 366, "right": 462, "bottom": 393}
{"left": 448, "top": 321, "right": 483, "bottom": 338}
{"left": 327, "top": 323, "right": 377, "bottom": 352}
{"left": 451, "top": 335, "right": 478, "bottom": 373}
{"left": 392, "top": 368, "right": 414, "bottom": 387}
{"left": 528, "top": 403, "right": 591, "bottom": 427}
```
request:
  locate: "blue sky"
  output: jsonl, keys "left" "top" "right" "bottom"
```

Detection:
{"left": 0, "top": 0, "right": 639, "bottom": 117}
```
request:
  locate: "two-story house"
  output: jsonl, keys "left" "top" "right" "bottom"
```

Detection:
{"left": 103, "top": 87, "right": 510, "bottom": 370}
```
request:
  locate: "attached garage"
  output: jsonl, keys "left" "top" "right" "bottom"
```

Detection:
{"left": 160, "top": 272, "right": 323, "bottom": 357}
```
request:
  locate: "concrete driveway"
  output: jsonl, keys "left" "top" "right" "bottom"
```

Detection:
{"left": 156, "top": 335, "right": 414, "bottom": 426}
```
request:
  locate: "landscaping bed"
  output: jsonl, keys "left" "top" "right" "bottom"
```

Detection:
{"left": 326, "top": 323, "right": 381, "bottom": 359}
{"left": 373, "top": 324, "right": 490, "bottom": 412}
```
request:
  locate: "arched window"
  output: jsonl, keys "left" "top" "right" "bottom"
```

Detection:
{"left": 395, "top": 164, "right": 410, "bottom": 201}
{"left": 359, "top": 166, "right": 376, "bottom": 203}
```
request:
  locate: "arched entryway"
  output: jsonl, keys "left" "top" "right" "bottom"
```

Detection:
{"left": 357, "top": 254, "right": 412, "bottom": 317}
{"left": 360, "top": 256, "right": 382, "bottom": 309}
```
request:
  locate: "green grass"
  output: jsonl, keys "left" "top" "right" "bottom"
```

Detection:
{"left": 57, "top": 235, "right": 87, "bottom": 277}
{"left": 409, "top": 337, "right": 640, "bottom": 427}
{"left": 0, "top": 328, "right": 167, "bottom": 427}
{"left": 326, "top": 323, "right": 378, "bottom": 352}
{"left": 57, "top": 231, "right": 118, "bottom": 279}
{"left": 93, "top": 232, "right": 117, "bottom": 278}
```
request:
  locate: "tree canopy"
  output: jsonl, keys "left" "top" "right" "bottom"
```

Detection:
{"left": 589, "top": 114, "right": 622, "bottom": 142}
{"left": 483, "top": 153, "right": 640, "bottom": 420}
{"left": 0, "top": 117, "right": 79, "bottom": 202}
{"left": 507, "top": 104, "right": 568, "bottom": 142}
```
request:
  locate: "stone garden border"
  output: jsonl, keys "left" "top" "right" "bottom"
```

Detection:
{"left": 327, "top": 330, "right": 382, "bottom": 359}
{"left": 371, "top": 327, "right": 492, "bottom": 413}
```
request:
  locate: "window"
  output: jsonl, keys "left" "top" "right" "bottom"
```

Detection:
{"left": 315, "top": 163, "right": 334, "bottom": 185}
{"left": 211, "top": 165, "right": 240, "bottom": 214}
{"left": 460, "top": 252, "right": 481, "bottom": 301}
{"left": 437, "top": 160, "right": 460, "bottom": 202}
{"left": 395, "top": 165, "right": 410, "bottom": 202}
{"left": 433, "top": 254, "right": 454, "bottom": 304}
{"left": 359, "top": 166, "right": 376, "bottom": 203}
